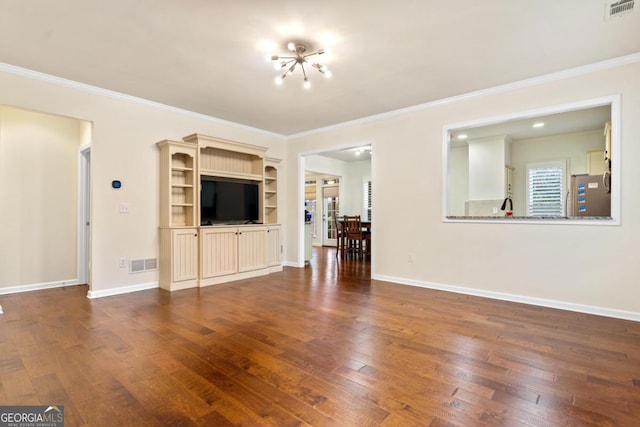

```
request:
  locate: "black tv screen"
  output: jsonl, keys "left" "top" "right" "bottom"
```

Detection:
{"left": 201, "top": 177, "right": 259, "bottom": 225}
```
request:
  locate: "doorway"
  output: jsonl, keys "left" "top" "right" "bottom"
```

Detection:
{"left": 301, "top": 143, "right": 373, "bottom": 267}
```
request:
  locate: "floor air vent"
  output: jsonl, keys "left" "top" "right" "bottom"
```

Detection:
{"left": 130, "top": 258, "right": 158, "bottom": 273}
{"left": 606, "top": 0, "right": 636, "bottom": 20}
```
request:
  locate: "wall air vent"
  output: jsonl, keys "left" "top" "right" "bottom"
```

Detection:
{"left": 605, "top": 0, "right": 636, "bottom": 20}
{"left": 130, "top": 258, "right": 158, "bottom": 273}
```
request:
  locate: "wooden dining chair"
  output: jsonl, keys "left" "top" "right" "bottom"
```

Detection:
{"left": 342, "top": 215, "right": 363, "bottom": 258}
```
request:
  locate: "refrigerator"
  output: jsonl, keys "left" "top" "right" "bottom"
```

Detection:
{"left": 569, "top": 174, "right": 611, "bottom": 217}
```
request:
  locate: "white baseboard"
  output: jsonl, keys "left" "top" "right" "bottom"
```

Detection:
{"left": 282, "top": 261, "right": 303, "bottom": 268}
{"left": 0, "top": 279, "right": 80, "bottom": 295}
{"left": 86, "top": 282, "right": 158, "bottom": 299}
{"left": 373, "top": 274, "right": 640, "bottom": 323}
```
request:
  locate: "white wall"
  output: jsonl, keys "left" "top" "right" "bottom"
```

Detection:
{"left": 0, "top": 68, "right": 285, "bottom": 295}
{"left": 448, "top": 145, "right": 469, "bottom": 216}
{"left": 468, "top": 136, "right": 508, "bottom": 200}
{"left": 0, "top": 106, "right": 86, "bottom": 289}
{"left": 285, "top": 60, "right": 640, "bottom": 317}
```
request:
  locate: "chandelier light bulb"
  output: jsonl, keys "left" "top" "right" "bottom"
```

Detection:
{"left": 269, "top": 42, "right": 331, "bottom": 87}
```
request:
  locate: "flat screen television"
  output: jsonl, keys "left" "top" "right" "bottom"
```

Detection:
{"left": 200, "top": 177, "right": 260, "bottom": 225}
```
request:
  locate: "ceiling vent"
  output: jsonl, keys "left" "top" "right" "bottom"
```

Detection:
{"left": 605, "top": 0, "right": 636, "bottom": 20}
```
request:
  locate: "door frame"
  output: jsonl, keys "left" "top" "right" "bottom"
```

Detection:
{"left": 298, "top": 141, "right": 376, "bottom": 270}
{"left": 77, "top": 144, "right": 91, "bottom": 288}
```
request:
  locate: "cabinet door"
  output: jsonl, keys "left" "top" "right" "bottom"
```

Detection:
{"left": 200, "top": 227, "right": 238, "bottom": 278}
{"left": 238, "top": 227, "right": 267, "bottom": 272}
{"left": 171, "top": 228, "right": 198, "bottom": 282}
{"left": 266, "top": 226, "right": 281, "bottom": 266}
{"left": 588, "top": 150, "right": 606, "bottom": 175}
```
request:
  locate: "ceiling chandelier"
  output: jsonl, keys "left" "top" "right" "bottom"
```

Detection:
{"left": 270, "top": 42, "right": 332, "bottom": 89}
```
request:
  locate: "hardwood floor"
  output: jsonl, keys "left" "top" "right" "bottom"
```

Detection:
{"left": 1, "top": 247, "right": 639, "bottom": 426}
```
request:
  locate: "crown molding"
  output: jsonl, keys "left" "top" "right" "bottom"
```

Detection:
{"left": 0, "top": 62, "right": 285, "bottom": 139}
{"left": 288, "top": 52, "right": 640, "bottom": 139}
{"left": 2, "top": 52, "right": 639, "bottom": 140}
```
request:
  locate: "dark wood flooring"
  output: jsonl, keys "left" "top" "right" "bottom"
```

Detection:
{"left": 1, "top": 247, "right": 639, "bottom": 426}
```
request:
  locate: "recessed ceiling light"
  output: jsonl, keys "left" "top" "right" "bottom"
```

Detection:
{"left": 457, "top": 134, "right": 468, "bottom": 140}
{"left": 532, "top": 122, "right": 545, "bottom": 128}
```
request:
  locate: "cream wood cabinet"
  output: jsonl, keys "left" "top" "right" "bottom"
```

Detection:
{"left": 264, "top": 158, "right": 280, "bottom": 225}
{"left": 157, "top": 135, "right": 282, "bottom": 291}
{"left": 199, "top": 225, "right": 269, "bottom": 286}
{"left": 588, "top": 150, "right": 606, "bottom": 175}
{"left": 157, "top": 140, "right": 197, "bottom": 228}
{"left": 200, "top": 227, "right": 238, "bottom": 279}
{"left": 238, "top": 226, "right": 268, "bottom": 272}
{"left": 266, "top": 225, "right": 281, "bottom": 267}
{"left": 158, "top": 227, "right": 199, "bottom": 291}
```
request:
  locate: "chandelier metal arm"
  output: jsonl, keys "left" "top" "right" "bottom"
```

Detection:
{"left": 270, "top": 43, "right": 331, "bottom": 88}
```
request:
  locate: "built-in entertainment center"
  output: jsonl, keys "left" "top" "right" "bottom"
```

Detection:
{"left": 157, "top": 134, "right": 281, "bottom": 291}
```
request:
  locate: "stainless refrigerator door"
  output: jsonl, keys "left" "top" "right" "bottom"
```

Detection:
{"left": 572, "top": 175, "right": 611, "bottom": 217}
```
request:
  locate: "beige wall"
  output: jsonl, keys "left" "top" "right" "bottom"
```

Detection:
{"left": 0, "top": 70, "right": 286, "bottom": 294}
{"left": 286, "top": 61, "right": 640, "bottom": 316}
{"left": 2, "top": 58, "right": 639, "bottom": 318}
{"left": 0, "top": 106, "right": 84, "bottom": 288}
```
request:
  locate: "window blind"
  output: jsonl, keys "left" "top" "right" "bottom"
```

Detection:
{"left": 527, "top": 164, "right": 564, "bottom": 216}
{"left": 362, "top": 179, "right": 372, "bottom": 221}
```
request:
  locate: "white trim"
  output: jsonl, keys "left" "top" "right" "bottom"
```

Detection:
{"left": 282, "top": 261, "right": 299, "bottom": 268}
{"left": 373, "top": 274, "right": 640, "bottom": 323}
{"left": 289, "top": 52, "right": 640, "bottom": 139}
{"left": 296, "top": 155, "right": 307, "bottom": 267}
{"left": 0, "top": 62, "right": 283, "bottom": 139}
{"left": 77, "top": 144, "right": 91, "bottom": 286}
{"left": 86, "top": 281, "right": 158, "bottom": 299}
{"left": 0, "top": 279, "right": 80, "bottom": 295}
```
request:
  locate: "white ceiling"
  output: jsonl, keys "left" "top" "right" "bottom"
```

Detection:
{"left": 1, "top": 1, "right": 639, "bottom": 136}
{"left": 450, "top": 104, "right": 612, "bottom": 146}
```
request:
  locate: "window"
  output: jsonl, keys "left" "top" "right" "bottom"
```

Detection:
{"left": 362, "top": 178, "right": 372, "bottom": 221}
{"left": 526, "top": 161, "right": 565, "bottom": 217}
